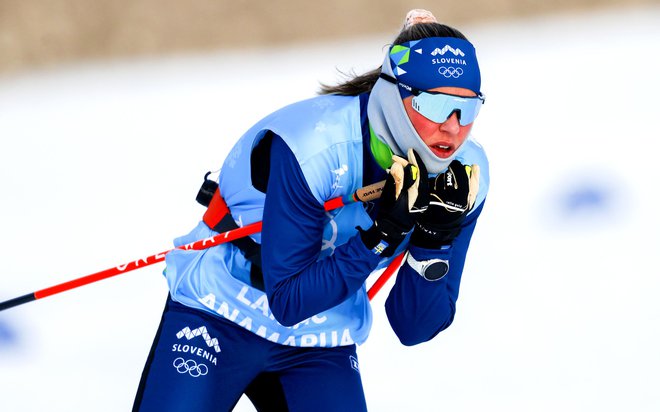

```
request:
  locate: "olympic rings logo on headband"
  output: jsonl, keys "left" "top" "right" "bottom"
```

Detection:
{"left": 438, "top": 67, "right": 464, "bottom": 78}
{"left": 173, "top": 357, "right": 209, "bottom": 377}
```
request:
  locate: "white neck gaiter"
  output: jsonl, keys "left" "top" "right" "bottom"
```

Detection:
{"left": 366, "top": 54, "right": 460, "bottom": 174}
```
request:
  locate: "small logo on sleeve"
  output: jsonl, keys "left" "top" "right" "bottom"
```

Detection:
{"left": 372, "top": 240, "right": 389, "bottom": 255}
{"left": 349, "top": 356, "right": 360, "bottom": 373}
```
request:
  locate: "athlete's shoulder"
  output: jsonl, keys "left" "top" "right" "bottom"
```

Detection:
{"left": 276, "top": 95, "right": 364, "bottom": 205}
{"left": 270, "top": 94, "right": 359, "bottom": 119}
{"left": 457, "top": 134, "right": 488, "bottom": 166}
{"left": 455, "top": 134, "right": 489, "bottom": 212}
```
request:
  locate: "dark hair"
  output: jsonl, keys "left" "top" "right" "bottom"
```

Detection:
{"left": 319, "top": 23, "right": 468, "bottom": 96}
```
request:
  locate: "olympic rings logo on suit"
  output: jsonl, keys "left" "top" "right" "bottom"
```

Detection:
{"left": 173, "top": 357, "right": 209, "bottom": 377}
{"left": 438, "top": 66, "right": 463, "bottom": 78}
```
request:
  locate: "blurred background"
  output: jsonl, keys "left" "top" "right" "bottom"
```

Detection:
{"left": 1, "top": 0, "right": 657, "bottom": 75}
{"left": 1, "top": 0, "right": 660, "bottom": 411}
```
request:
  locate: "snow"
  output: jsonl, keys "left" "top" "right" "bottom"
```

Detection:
{"left": 1, "top": 5, "right": 659, "bottom": 411}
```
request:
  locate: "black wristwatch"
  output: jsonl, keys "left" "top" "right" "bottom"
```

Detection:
{"left": 406, "top": 253, "right": 449, "bottom": 281}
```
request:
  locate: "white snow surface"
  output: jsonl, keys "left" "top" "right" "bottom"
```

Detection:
{"left": 1, "top": 6, "right": 659, "bottom": 411}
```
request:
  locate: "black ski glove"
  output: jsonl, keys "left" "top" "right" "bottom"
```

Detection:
{"left": 411, "top": 160, "right": 480, "bottom": 249}
{"left": 359, "top": 149, "right": 429, "bottom": 257}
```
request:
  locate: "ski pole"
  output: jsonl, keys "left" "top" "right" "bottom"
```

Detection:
{"left": 0, "top": 180, "right": 388, "bottom": 312}
{"left": 367, "top": 251, "right": 406, "bottom": 300}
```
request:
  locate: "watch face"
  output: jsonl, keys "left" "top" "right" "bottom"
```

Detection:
{"left": 425, "top": 261, "right": 449, "bottom": 281}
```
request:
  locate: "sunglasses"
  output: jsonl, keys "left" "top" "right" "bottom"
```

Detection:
{"left": 379, "top": 73, "right": 485, "bottom": 126}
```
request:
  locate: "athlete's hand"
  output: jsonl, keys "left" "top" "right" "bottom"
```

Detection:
{"left": 411, "top": 160, "right": 480, "bottom": 248}
{"left": 359, "top": 149, "right": 429, "bottom": 257}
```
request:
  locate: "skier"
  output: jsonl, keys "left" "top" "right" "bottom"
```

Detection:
{"left": 133, "top": 9, "right": 489, "bottom": 412}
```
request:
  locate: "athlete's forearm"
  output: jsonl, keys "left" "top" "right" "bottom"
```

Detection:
{"left": 385, "top": 202, "right": 483, "bottom": 345}
{"left": 264, "top": 234, "right": 380, "bottom": 326}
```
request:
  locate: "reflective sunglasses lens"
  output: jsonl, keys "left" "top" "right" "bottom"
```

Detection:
{"left": 412, "top": 93, "right": 482, "bottom": 126}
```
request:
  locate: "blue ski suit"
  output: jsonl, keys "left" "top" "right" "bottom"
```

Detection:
{"left": 133, "top": 93, "right": 489, "bottom": 411}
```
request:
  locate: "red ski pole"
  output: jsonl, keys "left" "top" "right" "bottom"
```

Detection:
{"left": 0, "top": 180, "right": 392, "bottom": 312}
{"left": 367, "top": 251, "right": 406, "bottom": 300}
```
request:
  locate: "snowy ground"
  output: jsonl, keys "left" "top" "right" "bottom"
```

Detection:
{"left": 1, "top": 5, "right": 659, "bottom": 411}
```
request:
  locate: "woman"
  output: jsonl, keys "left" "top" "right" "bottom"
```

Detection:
{"left": 133, "top": 9, "right": 489, "bottom": 412}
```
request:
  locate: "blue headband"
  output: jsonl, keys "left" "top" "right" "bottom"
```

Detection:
{"left": 389, "top": 37, "right": 481, "bottom": 97}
